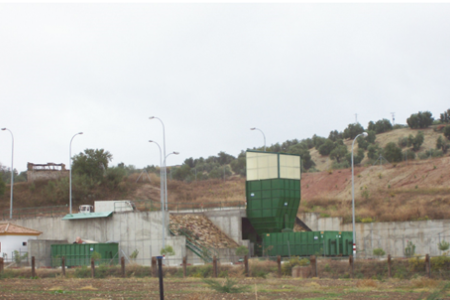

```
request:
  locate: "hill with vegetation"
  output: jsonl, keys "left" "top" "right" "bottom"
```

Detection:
{"left": 1, "top": 109, "right": 450, "bottom": 223}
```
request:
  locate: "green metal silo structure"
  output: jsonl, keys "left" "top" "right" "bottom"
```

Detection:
{"left": 245, "top": 150, "right": 301, "bottom": 236}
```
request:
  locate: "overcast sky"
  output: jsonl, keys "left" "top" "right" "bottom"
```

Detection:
{"left": 1, "top": 3, "right": 450, "bottom": 172}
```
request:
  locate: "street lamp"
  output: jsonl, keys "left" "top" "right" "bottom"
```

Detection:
{"left": 149, "top": 117, "right": 167, "bottom": 207}
{"left": 149, "top": 140, "right": 166, "bottom": 247}
{"left": 352, "top": 132, "right": 368, "bottom": 259}
{"left": 250, "top": 127, "right": 266, "bottom": 151}
{"left": 1, "top": 128, "right": 14, "bottom": 219}
{"left": 164, "top": 152, "right": 179, "bottom": 211}
{"left": 69, "top": 132, "right": 83, "bottom": 214}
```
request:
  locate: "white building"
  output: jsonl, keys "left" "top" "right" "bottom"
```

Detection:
{"left": 0, "top": 223, "right": 42, "bottom": 262}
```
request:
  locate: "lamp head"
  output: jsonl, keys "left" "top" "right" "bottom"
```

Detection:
{"left": 173, "top": 152, "right": 180, "bottom": 155}
{"left": 250, "top": 128, "right": 256, "bottom": 130}
{"left": 1, "top": 128, "right": 5, "bottom": 131}
{"left": 362, "top": 132, "right": 368, "bottom": 137}
{"left": 149, "top": 140, "right": 154, "bottom": 143}
{"left": 149, "top": 116, "right": 155, "bottom": 120}
{"left": 78, "top": 132, "right": 83, "bottom": 135}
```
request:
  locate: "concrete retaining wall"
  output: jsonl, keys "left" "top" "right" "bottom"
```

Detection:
{"left": 28, "top": 239, "right": 68, "bottom": 267}
{"left": 13, "top": 211, "right": 186, "bottom": 266}
{"left": 300, "top": 212, "right": 450, "bottom": 258}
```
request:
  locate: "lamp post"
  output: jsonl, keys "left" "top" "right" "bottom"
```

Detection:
{"left": 1, "top": 128, "right": 14, "bottom": 219}
{"left": 250, "top": 127, "right": 266, "bottom": 151}
{"left": 352, "top": 132, "right": 368, "bottom": 259}
{"left": 149, "top": 117, "right": 167, "bottom": 207}
{"left": 69, "top": 132, "right": 83, "bottom": 214}
{"left": 149, "top": 140, "right": 166, "bottom": 248}
{"left": 164, "top": 152, "right": 179, "bottom": 211}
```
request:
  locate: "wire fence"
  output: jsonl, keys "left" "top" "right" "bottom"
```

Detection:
{"left": 2, "top": 253, "right": 450, "bottom": 280}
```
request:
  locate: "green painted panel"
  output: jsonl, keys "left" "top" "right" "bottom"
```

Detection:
{"left": 246, "top": 178, "right": 301, "bottom": 235}
{"left": 51, "top": 243, "right": 119, "bottom": 267}
{"left": 262, "top": 231, "right": 353, "bottom": 257}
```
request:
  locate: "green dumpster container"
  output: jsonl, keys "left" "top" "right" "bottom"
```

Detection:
{"left": 262, "top": 231, "right": 353, "bottom": 257}
{"left": 51, "top": 243, "right": 119, "bottom": 267}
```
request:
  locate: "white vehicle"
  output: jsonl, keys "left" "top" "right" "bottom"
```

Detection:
{"left": 79, "top": 200, "right": 136, "bottom": 213}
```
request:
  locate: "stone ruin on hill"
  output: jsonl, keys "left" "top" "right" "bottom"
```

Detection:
{"left": 26, "top": 162, "right": 69, "bottom": 182}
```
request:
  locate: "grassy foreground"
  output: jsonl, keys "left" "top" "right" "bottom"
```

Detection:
{"left": 0, "top": 277, "right": 449, "bottom": 300}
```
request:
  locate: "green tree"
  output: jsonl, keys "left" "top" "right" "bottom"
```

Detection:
{"left": 403, "top": 149, "right": 416, "bottom": 160}
{"left": 330, "top": 145, "right": 348, "bottom": 163}
{"left": 318, "top": 139, "right": 335, "bottom": 156}
{"left": 343, "top": 123, "right": 365, "bottom": 140}
{"left": 312, "top": 135, "right": 327, "bottom": 149}
{"left": 368, "top": 119, "right": 393, "bottom": 134}
{"left": 357, "top": 135, "right": 369, "bottom": 150}
{"left": 287, "top": 144, "right": 315, "bottom": 170}
{"left": 171, "top": 164, "right": 192, "bottom": 181}
{"left": 104, "top": 167, "right": 127, "bottom": 188}
{"left": 345, "top": 148, "right": 365, "bottom": 165}
{"left": 328, "top": 130, "right": 343, "bottom": 142}
{"left": 407, "top": 111, "right": 434, "bottom": 129}
{"left": 398, "top": 137, "right": 408, "bottom": 148}
{"left": 410, "top": 131, "right": 424, "bottom": 151}
{"left": 366, "top": 130, "right": 376, "bottom": 144}
{"left": 384, "top": 142, "right": 403, "bottom": 163}
{"left": 217, "top": 152, "right": 235, "bottom": 166}
{"left": 436, "top": 135, "right": 449, "bottom": 154}
{"left": 367, "top": 144, "right": 381, "bottom": 160}
{"left": 440, "top": 109, "right": 450, "bottom": 123}
{"left": 230, "top": 152, "right": 246, "bottom": 176}
{"left": 72, "top": 149, "right": 113, "bottom": 182}
{"left": 444, "top": 125, "right": 450, "bottom": 140}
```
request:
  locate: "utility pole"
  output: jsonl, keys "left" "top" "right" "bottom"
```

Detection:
{"left": 390, "top": 112, "right": 395, "bottom": 126}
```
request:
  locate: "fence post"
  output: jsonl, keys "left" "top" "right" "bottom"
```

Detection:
{"left": 121, "top": 257, "right": 125, "bottom": 278}
{"left": 183, "top": 256, "right": 187, "bottom": 278}
{"left": 349, "top": 255, "right": 354, "bottom": 279}
{"left": 425, "top": 254, "right": 430, "bottom": 278}
{"left": 91, "top": 258, "right": 95, "bottom": 278}
{"left": 152, "top": 257, "right": 157, "bottom": 277}
{"left": 244, "top": 255, "right": 249, "bottom": 277}
{"left": 277, "top": 255, "right": 281, "bottom": 277}
{"left": 62, "top": 257, "right": 66, "bottom": 276}
{"left": 212, "top": 256, "right": 218, "bottom": 278}
{"left": 387, "top": 254, "right": 391, "bottom": 278}
{"left": 157, "top": 256, "right": 164, "bottom": 300}
{"left": 31, "top": 256, "right": 36, "bottom": 277}
{"left": 0, "top": 257, "right": 3, "bottom": 273}
{"left": 310, "top": 255, "right": 318, "bottom": 277}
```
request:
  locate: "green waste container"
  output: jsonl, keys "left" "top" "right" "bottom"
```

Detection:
{"left": 51, "top": 243, "right": 119, "bottom": 267}
{"left": 262, "top": 231, "right": 353, "bottom": 257}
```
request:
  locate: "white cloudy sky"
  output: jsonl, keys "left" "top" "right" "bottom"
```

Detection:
{"left": 1, "top": 3, "right": 450, "bottom": 172}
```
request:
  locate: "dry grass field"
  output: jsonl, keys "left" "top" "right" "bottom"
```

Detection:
{"left": 0, "top": 276, "right": 448, "bottom": 299}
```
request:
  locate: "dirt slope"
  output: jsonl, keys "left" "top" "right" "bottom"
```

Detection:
{"left": 301, "top": 156, "right": 450, "bottom": 222}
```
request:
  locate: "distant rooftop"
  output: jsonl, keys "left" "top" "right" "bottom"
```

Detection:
{"left": 0, "top": 223, "right": 42, "bottom": 236}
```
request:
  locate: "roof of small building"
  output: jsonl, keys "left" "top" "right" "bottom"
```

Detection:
{"left": 0, "top": 223, "right": 42, "bottom": 236}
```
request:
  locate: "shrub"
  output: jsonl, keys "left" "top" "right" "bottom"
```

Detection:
{"left": 431, "top": 256, "right": 450, "bottom": 271}
{"left": 202, "top": 277, "right": 250, "bottom": 293}
{"left": 438, "top": 240, "right": 450, "bottom": 252}
{"left": 373, "top": 248, "right": 386, "bottom": 257}
{"left": 404, "top": 241, "right": 416, "bottom": 257}
{"left": 407, "top": 111, "right": 434, "bottom": 129}
{"left": 235, "top": 245, "right": 249, "bottom": 257}
{"left": 281, "top": 257, "right": 310, "bottom": 275}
